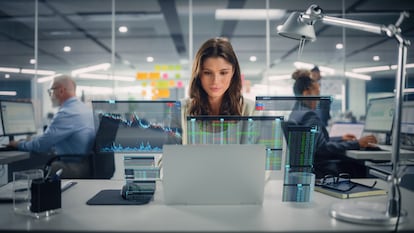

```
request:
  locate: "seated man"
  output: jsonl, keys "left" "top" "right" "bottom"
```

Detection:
{"left": 289, "top": 69, "right": 378, "bottom": 178}
{"left": 7, "top": 75, "right": 95, "bottom": 178}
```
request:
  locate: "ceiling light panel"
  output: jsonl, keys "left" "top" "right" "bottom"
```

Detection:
{"left": 215, "top": 9, "right": 285, "bottom": 20}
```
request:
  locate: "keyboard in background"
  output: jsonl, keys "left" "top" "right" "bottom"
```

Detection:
{"left": 363, "top": 144, "right": 414, "bottom": 153}
{"left": 0, "top": 146, "right": 16, "bottom": 152}
{"left": 361, "top": 146, "right": 383, "bottom": 151}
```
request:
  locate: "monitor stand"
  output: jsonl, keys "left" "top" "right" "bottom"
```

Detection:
{"left": 385, "top": 133, "right": 391, "bottom": 145}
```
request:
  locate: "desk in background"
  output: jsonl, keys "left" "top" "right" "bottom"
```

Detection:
{"left": 0, "top": 151, "right": 29, "bottom": 164}
{"left": 346, "top": 147, "right": 414, "bottom": 161}
{"left": 0, "top": 179, "right": 413, "bottom": 232}
{"left": 0, "top": 151, "right": 30, "bottom": 186}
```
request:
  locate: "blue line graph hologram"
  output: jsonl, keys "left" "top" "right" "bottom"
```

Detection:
{"left": 92, "top": 100, "right": 182, "bottom": 153}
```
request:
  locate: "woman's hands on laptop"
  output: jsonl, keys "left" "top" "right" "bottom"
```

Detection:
{"left": 342, "top": 134, "right": 357, "bottom": 141}
{"left": 358, "top": 135, "right": 378, "bottom": 148}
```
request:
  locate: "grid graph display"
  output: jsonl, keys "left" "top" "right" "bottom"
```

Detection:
{"left": 187, "top": 116, "right": 284, "bottom": 170}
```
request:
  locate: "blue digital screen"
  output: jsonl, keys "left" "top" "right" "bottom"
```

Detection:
{"left": 92, "top": 100, "right": 182, "bottom": 153}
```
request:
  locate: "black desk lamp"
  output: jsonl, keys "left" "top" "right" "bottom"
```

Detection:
{"left": 278, "top": 4, "right": 410, "bottom": 225}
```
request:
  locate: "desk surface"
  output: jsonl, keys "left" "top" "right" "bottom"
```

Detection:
{"left": 346, "top": 147, "right": 414, "bottom": 161}
{"left": 0, "top": 178, "right": 413, "bottom": 232}
{"left": 0, "top": 151, "right": 29, "bottom": 164}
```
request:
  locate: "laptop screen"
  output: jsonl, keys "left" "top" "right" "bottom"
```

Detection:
{"left": 329, "top": 122, "right": 365, "bottom": 139}
{"left": 364, "top": 96, "right": 395, "bottom": 133}
{"left": 401, "top": 101, "right": 414, "bottom": 135}
{"left": 186, "top": 115, "right": 283, "bottom": 170}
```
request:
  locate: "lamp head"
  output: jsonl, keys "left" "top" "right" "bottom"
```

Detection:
{"left": 277, "top": 11, "right": 316, "bottom": 41}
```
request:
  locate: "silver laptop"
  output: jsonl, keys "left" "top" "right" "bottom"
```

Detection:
{"left": 162, "top": 144, "right": 266, "bottom": 205}
{"left": 345, "top": 96, "right": 414, "bottom": 160}
{"left": 329, "top": 123, "right": 364, "bottom": 139}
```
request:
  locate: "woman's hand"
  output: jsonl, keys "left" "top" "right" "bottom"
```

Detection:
{"left": 358, "top": 135, "right": 378, "bottom": 148}
{"left": 342, "top": 134, "right": 357, "bottom": 141}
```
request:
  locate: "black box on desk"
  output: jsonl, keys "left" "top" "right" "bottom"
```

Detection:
{"left": 30, "top": 178, "right": 61, "bottom": 213}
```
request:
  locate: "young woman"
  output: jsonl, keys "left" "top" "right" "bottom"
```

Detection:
{"left": 181, "top": 37, "right": 255, "bottom": 144}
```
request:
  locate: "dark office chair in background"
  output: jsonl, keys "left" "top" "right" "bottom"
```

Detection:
{"left": 46, "top": 153, "right": 94, "bottom": 179}
{"left": 89, "top": 115, "right": 120, "bottom": 179}
{"left": 42, "top": 115, "right": 120, "bottom": 179}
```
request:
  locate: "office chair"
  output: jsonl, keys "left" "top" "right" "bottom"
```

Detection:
{"left": 45, "top": 153, "right": 94, "bottom": 179}
{"left": 89, "top": 115, "right": 120, "bottom": 179}
{"left": 43, "top": 114, "right": 121, "bottom": 179}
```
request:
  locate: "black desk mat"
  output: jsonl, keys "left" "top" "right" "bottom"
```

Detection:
{"left": 86, "top": 189, "right": 153, "bottom": 205}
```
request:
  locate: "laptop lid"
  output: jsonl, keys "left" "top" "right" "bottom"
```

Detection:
{"left": 329, "top": 122, "right": 365, "bottom": 139}
{"left": 363, "top": 96, "right": 394, "bottom": 134}
{"left": 162, "top": 144, "right": 266, "bottom": 205}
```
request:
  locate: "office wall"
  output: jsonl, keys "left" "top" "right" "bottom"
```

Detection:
{"left": 0, "top": 80, "right": 31, "bottom": 100}
{"left": 348, "top": 79, "right": 366, "bottom": 120}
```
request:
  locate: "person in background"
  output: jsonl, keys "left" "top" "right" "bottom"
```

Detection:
{"left": 289, "top": 69, "right": 378, "bottom": 178}
{"left": 181, "top": 37, "right": 255, "bottom": 144}
{"left": 8, "top": 75, "right": 95, "bottom": 177}
{"left": 310, "top": 65, "right": 331, "bottom": 127}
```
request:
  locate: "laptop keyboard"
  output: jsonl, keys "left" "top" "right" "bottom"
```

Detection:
{"left": 361, "top": 146, "right": 383, "bottom": 151}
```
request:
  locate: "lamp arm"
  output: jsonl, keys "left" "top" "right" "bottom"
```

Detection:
{"left": 300, "top": 5, "right": 411, "bottom": 37}
{"left": 387, "top": 39, "right": 408, "bottom": 217}
{"left": 321, "top": 16, "right": 387, "bottom": 35}
{"left": 302, "top": 4, "right": 412, "bottom": 218}
{"left": 300, "top": 4, "right": 390, "bottom": 36}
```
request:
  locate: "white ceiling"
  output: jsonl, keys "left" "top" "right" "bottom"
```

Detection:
{"left": 0, "top": 0, "right": 413, "bottom": 88}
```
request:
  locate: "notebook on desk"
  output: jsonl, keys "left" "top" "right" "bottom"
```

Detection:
{"left": 162, "top": 144, "right": 266, "bottom": 205}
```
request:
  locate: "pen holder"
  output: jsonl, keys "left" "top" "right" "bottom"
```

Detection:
{"left": 30, "top": 178, "right": 61, "bottom": 213}
{"left": 13, "top": 169, "right": 61, "bottom": 218}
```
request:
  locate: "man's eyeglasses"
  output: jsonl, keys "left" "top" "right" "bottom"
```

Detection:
{"left": 317, "top": 173, "right": 377, "bottom": 192}
{"left": 47, "top": 87, "right": 58, "bottom": 95}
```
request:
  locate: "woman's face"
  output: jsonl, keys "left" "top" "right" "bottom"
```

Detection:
{"left": 303, "top": 81, "right": 320, "bottom": 109}
{"left": 200, "top": 57, "right": 234, "bottom": 101}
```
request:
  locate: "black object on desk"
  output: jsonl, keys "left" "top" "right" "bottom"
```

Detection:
{"left": 87, "top": 180, "right": 155, "bottom": 205}
{"left": 30, "top": 178, "right": 61, "bottom": 213}
{"left": 361, "top": 146, "right": 383, "bottom": 151}
{"left": 87, "top": 189, "right": 153, "bottom": 205}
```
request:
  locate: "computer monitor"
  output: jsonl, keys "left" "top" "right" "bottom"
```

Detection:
{"left": 91, "top": 100, "right": 182, "bottom": 153}
{"left": 363, "top": 96, "right": 395, "bottom": 134}
{"left": 401, "top": 101, "right": 414, "bottom": 135}
{"left": 0, "top": 100, "right": 37, "bottom": 140}
{"left": 186, "top": 115, "right": 284, "bottom": 170}
{"left": 0, "top": 110, "right": 4, "bottom": 136}
{"left": 255, "top": 96, "right": 332, "bottom": 120}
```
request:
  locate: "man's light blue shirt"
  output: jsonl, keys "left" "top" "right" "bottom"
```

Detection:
{"left": 18, "top": 97, "right": 95, "bottom": 155}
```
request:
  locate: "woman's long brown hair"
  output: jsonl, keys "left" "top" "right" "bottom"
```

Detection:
{"left": 188, "top": 37, "right": 243, "bottom": 115}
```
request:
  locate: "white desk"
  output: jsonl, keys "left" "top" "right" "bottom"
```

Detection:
{"left": 0, "top": 179, "right": 413, "bottom": 232}
{"left": 346, "top": 147, "right": 414, "bottom": 161}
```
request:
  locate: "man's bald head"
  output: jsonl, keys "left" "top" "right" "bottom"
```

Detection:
{"left": 53, "top": 75, "right": 76, "bottom": 94}
{"left": 49, "top": 75, "right": 77, "bottom": 107}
